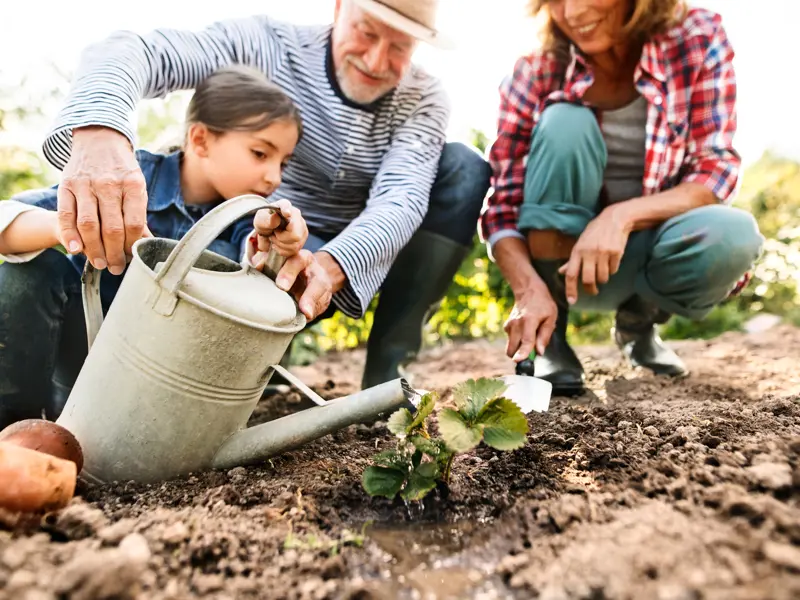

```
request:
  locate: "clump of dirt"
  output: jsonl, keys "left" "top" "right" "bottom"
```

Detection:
{"left": 1, "top": 325, "right": 799, "bottom": 599}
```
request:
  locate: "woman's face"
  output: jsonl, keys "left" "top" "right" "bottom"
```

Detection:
{"left": 547, "top": 0, "right": 632, "bottom": 57}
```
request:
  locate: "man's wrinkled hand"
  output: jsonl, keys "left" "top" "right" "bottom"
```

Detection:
{"left": 272, "top": 249, "right": 333, "bottom": 320}
{"left": 59, "top": 127, "right": 147, "bottom": 275}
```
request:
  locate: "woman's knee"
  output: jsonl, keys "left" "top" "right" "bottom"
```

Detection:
{"left": 520, "top": 104, "right": 605, "bottom": 235}
{"left": 531, "top": 103, "right": 605, "bottom": 164}
{"left": 684, "top": 205, "right": 763, "bottom": 277}
{"left": 647, "top": 205, "right": 764, "bottom": 304}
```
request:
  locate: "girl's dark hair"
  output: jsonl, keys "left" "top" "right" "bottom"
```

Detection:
{"left": 185, "top": 65, "right": 302, "bottom": 139}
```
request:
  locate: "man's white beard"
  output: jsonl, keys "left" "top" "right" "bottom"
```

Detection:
{"left": 336, "top": 62, "right": 394, "bottom": 105}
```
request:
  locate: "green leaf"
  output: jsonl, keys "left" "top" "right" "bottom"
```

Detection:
{"left": 400, "top": 465, "right": 438, "bottom": 502}
{"left": 372, "top": 449, "right": 413, "bottom": 471}
{"left": 387, "top": 408, "right": 414, "bottom": 437}
{"left": 438, "top": 408, "right": 483, "bottom": 453}
{"left": 451, "top": 377, "right": 508, "bottom": 420}
{"left": 415, "top": 460, "right": 439, "bottom": 479}
{"left": 362, "top": 466, "right": 407, "bottom": 499}
{"left": 411, "top": 435, "right": 447, "bottom": 457}
{"left": 408, "top": 392, "right": 437, "bottom": 431}
{"left": 477, "top": 397, "right": 529, "bottom": 451}
{"left": 412, "top": 449, "right": 422, "bottom": 469}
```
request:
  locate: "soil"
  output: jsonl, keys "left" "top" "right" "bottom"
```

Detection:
{"left": 1, "top": 324, "right": 799, "bottom": 600}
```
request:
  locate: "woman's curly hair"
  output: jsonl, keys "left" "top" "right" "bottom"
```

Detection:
{"left": 527, "top": 0, "right": 686, "bottom": 59}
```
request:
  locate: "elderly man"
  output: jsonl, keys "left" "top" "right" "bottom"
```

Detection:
{"left": 45, "top": 0, "right": 491, "bottom": 388}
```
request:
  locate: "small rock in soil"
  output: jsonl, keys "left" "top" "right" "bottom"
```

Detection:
{"left": 161, "top": 521, "right": 190, "bottom": 544}
{"left": 192, "top": 572, "right": 225, "bottom": 594}
{"left": 47, "top": 501, "right": 109, "bottom": 540}
{"left": 746, "top": 462, "right": 792, "bottom": 490}
{"left": 227, "top": 467, "right": 247, "bottom": 482}
{"left": 52, "top": 533, "right": 151, "bottom": 600}
{"left": 97, "top": 518, "right": 137, "bottom": 545}
{"left": 762, "top": 541, "right": 800, "bottom": 571}
{"left": 643, "top": 426, "right": 660, "bottom": 437}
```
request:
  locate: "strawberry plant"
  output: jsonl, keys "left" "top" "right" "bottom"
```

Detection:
{"left": 361, "top": 377, "right": 529, "bottom": 502}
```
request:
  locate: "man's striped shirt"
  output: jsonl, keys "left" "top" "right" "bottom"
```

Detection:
{"left": 42, "top": 16, "right": 451, "bottom": 318}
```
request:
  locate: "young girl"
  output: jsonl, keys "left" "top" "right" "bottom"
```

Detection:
{"left": 0, "top": 65, "right": 321, "bottom": 429}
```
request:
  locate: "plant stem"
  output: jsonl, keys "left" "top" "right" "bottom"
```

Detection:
{"left": 443, "top": 453, "right": 455, "bottom": 483}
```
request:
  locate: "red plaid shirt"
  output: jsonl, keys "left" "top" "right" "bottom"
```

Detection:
{"left": 480, "top": 8, "right": 739, "bottom": 244}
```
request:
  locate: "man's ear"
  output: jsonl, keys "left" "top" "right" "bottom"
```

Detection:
{"left": 333, "top": 0, "right": 343, "bottom": 22}
{"left": 186, "top": 123, "right": 211, "bottom": 157}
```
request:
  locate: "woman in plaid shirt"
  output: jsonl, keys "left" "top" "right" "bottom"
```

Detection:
{"left": 481, "top": 0, "right": 764, "bottom": 396}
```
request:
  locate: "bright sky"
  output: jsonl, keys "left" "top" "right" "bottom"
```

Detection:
{"left": 0, "top": 0, "right": 796, "bottom": 167}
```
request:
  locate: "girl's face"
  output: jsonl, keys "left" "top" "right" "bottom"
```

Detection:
{"left": 547, "top": 0, "right": 632, "bottom": 57}
{"left": 190, "top": 118, "right": 299, "bottom": 201}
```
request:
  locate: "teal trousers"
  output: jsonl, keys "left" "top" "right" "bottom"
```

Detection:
{"left": 518, "top": 103, "right": 764, "bottom": 320}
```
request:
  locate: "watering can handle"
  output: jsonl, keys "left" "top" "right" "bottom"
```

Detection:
{"left": 82, "top": 194, "right": 288, "bottom": 349}
{"left": 155, "top": 194, "right": 286, "bottom": 296}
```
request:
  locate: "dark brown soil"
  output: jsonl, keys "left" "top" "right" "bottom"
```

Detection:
{"left": 1, "top": 324, "right": 799, "bottom": 600}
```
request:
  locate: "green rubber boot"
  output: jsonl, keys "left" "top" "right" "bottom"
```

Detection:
{"left": 361, "top": 230, "right": 470, "bottom": 390}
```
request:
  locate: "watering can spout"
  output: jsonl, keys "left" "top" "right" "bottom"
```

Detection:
{"left": 210, "top": 378, "right": 418, "bottom": 471}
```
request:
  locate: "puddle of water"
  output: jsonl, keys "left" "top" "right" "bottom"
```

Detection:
{"left": 361, "top": 520, "right": 514, "bottom": 600}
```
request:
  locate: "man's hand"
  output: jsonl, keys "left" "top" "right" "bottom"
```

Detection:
{"left": 273, "top": 250, "right": 333, "bottom": 320}
{"left": 559, "top": 207, "right": 632, "bottom": 304}
{"left": 504, "top": 284, "right": 558, "bottom": 362}
{"left": 313, "top": 250, "right": 346, "bottom": 294}
{"left": 59, "top": 126, "right": 147, "bottom": 275}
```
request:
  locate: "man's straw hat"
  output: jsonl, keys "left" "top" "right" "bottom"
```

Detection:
{"left": 350, "top": 0, "right": 455, "bottom": 49}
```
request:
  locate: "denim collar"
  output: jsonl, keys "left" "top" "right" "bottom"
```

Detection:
{"left": 146, "top": 149, "right": 186, "bottom": 212}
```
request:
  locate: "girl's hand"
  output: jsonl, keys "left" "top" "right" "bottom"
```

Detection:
{"left": 559, "top": 206, "right": 631, "bottom": 304}
{"left": 252, "top": 199, "right": 308, "bottom": 260}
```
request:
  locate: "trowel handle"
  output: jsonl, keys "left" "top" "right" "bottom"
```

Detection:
{"left": 247, "top": 211, "right": 289, "bottom": 281}
{"left": 156, "top": 195, "right": 280, "bottom": 296}
{"left": 81, "top": 261, "right": 104, "bottom": 351}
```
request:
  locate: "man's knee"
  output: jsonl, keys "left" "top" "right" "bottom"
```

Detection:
{"left": 424, "top": 142, "right": 491, "bottom": 244}
{"left": 433, "top": 142, "right": 491, "bottom": 207}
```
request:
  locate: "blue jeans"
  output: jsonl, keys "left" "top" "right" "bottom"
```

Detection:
{"left": 0, "top": 143, "right": 491, "bottom": 427}
{"left": 306, "top": 141, "right": 491, "bottom": 321}
{"left": 0, "top": 250, "right": 120, "bottom": 427}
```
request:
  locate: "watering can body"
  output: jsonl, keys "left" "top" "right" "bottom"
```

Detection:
{"left": 56, "top": 195, "right": 416, "bottom": 484}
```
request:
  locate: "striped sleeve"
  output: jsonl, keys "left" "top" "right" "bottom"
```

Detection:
{"left": 42, "top": 16, "right": 285, "bottom": 170}
{"left": 322, "top": 81, "right": 451, "bottom": 318}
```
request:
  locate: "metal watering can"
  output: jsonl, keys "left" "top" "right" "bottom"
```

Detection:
{"left": 55, "top": 195, "right": 417, "bottom": 484}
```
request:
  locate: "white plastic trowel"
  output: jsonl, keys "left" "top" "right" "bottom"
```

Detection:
{"left": 499, "top": 375, "right": 551, "bottom": 414}
{"left": 413, "top": 351, "right": 552, "bottom": 415}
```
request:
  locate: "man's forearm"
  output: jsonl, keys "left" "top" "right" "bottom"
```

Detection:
{"left": 44, "top": 17, "right": 274, "bottom": 170}
{"left": 610, "top": 182, "right": 717, "bottom": 232}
